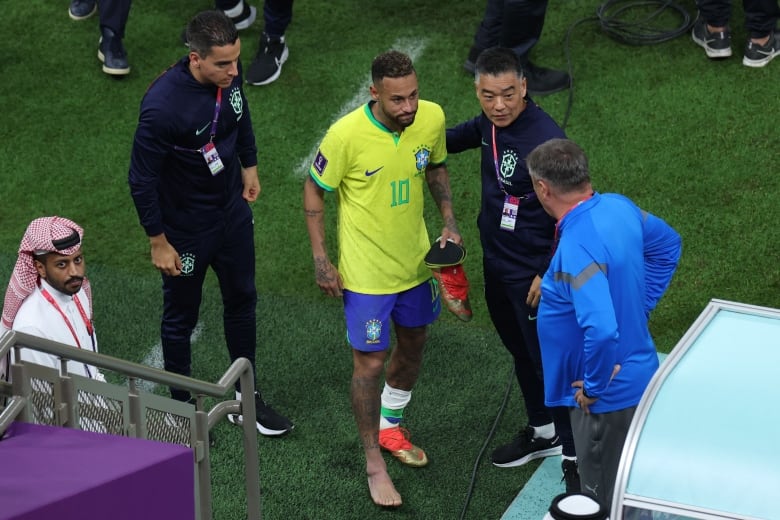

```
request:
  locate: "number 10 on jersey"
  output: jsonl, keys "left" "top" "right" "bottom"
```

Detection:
{"left": 390, "top": 179, "right": 410, "bottom": 207}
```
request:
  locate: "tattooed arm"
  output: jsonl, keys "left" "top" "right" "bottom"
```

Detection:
{"left": 425, "top": 163, "right": 462, "bottom": 247}
{"left": 303, "top": 176, "right": 344, "bottom": 297}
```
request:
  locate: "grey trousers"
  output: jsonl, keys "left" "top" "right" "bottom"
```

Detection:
{"left": 569, "top": 405, "right": 637, "bottom": 512}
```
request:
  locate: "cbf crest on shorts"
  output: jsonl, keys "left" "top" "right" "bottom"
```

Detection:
{"left": 365, "top": 319, "right": 382, "bottom": 344}
{"left": 229, "top": 87, "right": 243, "bottom": 120}
{"left": 414, "top": 145, "right": 431, "bottom": 175}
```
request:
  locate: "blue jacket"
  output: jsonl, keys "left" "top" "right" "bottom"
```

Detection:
{"left": 128, "top": 57, "right": 257, "bottom": 237}
{"left": 446, "top": 100, "right": 565, "bottom": 282}
{"left": 538, "top": 193, "right": 682, "bottom": 413}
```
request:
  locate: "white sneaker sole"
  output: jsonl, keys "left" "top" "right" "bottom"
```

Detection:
{"left": 743, "top": 51, "right": 778, "bottom": 68}
{"left": 227, "top": 413, "right": 291, "bottom": 436}
{"left": 233, "top": 6, "right": 257, "bottom": 30}
{"left": 69, "top": 4, "right": 97, "bottom": 21}
{"left": 97, "top": 48, "right": 130, "bottom": 75}
{"left": 492, "top": 445, "right": 563, "bottom": 468}
{"left": 247, "top": 46, "right": 289, "bottom": 86}
{"left": 691, "top": 31, "right": 732, "bottom": 58}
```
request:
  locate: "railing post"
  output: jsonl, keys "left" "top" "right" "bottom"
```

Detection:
{"left": 127, "top": 377, "right": 141, "bottom": 438}
{"left": 240, "top": 368, "right": 261, "bottom": 520}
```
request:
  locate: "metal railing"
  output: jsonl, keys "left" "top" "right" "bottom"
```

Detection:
{"left": 0, "top": 329, "right": 262, "bottom": 520}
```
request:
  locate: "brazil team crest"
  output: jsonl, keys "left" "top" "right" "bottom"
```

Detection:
{"left": 414, "top": 145, "right": 431, "bottom": 174}
{"left": 180, "top": 252, "right": 196, "bottom": 276}
{"left": 500, "top": 149, "right": 519, "bottom": 181}
{"left": 229, "top": 88, "right": 243, "bottom": 120}
{"left": 365, "top": 319, "right": 382, "bottom": 344}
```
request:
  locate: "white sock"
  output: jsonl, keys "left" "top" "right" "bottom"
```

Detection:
{"left": 562, "top": 455, "right": 577, "bottom": 462}
{"left": 532, "top": 422, "right": 555, "bottom": 439}
{"left": 379, "top": 383, "right": 411, "bottom": 430}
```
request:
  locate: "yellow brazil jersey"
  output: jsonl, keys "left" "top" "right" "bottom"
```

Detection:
{"left": 309, "top": 100, "right": 447, "bottom": 294}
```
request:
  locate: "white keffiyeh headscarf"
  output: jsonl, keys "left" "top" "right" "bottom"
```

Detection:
{"left": 1, "top": 216, "right": 92, "bottom": 330}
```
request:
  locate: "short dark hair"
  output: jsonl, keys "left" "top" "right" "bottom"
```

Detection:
{"left": 371, "top": 50, "right": 415, "bottom": 84}
{"left": 186, "top": 10, "right": 238, "bottom": 57}
{"left": 526, "top": 139, "right": 591, "bottom": 193}
{"left": 474, "top": 47, "right": 524, "bottom": 81}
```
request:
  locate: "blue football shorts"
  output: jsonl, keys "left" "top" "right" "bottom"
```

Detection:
{"left": 343, "top": 279, "right": 441, "bottom": 352}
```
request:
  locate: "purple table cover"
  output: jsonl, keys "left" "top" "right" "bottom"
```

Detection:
{"left": 0, "top": 422, "right": 194, "bottom": 520}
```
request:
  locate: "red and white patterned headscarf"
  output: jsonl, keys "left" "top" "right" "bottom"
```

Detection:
{"left": 1, "top": 216, "right": 92, "bottom": 330}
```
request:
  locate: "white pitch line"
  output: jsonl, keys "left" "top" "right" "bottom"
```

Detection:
{"left": 138, "top": 321, "right": 203, "bottom": 393}
{"left": 295, "top": 37, "right": 428, "bottom": 177}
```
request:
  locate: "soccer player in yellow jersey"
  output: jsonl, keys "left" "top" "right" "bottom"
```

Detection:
{"left": 304, "top": 50, "right": 462, "bottom": 507}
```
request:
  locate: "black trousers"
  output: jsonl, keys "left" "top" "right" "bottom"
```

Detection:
{"left": 98, "top": 0, "right": 131, "bottom": 37}
{"left": 472, "top": 0, "right": 550, "bottom": 60}
{"left": 161, "top": 205, "right": 257, "bottom": 401}
{"left": 484, "top": 267, "right": 575, "bottom": 456}
{"left": 696, "top": 0, "right": 779, "bottom": 37}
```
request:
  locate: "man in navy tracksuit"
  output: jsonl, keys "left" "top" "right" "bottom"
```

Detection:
{"left": 128, "top": 10, "right": 291, "bottom": 436}
{"left": 446, "top": 47, "right": 578, "bottom": 490}
{"left": 528, "top": 138, "right": 681, "bottom": 510}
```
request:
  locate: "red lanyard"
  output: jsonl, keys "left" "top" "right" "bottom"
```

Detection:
{"left": 209, "top": 87, "right": 222, "bottom": 141}
{"left": 39, "top": 287, "right": 94, "bottom": 350}
{"left": 491, "top": 124, "right": 505, "bottom": 193}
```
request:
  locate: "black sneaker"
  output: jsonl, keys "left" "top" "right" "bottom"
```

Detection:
{"left": 223, "top": 3, "right": 257, "bottom": 31}
{"left": 98, "top": 27, "right": 130, "bottom": 76}
{"left": 491, "top": 426, "right": 562, "bottom": 467}
{"left": 227, "top": 391, "right": 293, "bottom": 436}
{"left": 743, "top": 31, "right": 780, "bottom": 67}
{"left": 523, "top": 61, "right": 571, "bottom": 96}
{"left": 69, "top": 0, "right": 96, "bottom": 20}
{"left": 691, "top": 16, "right": 732, "bottom": 59}
{"left": 245, "top": 33, "right": 289, "bottom": 85}
{"left": 561, "top": 459, "right": 581, "bottom": 493}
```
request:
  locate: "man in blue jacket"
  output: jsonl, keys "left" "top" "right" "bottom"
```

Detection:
{"left": 128, "top": 10, "right": 292, "bottom": 436}
{"left": 527, "top": 138, "right": 682, "bottom": 510}
{"left": 446, "top": 47, "right": 578, "bottom": 491}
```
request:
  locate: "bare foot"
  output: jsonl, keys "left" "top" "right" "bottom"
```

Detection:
{"left": 367, "top": 470, "right": 402, "bottom": 507}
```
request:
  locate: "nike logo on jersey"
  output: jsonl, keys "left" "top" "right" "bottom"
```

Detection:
{"left": 481, "top": 139, "right": 489, "bottom": 146}
{"left": 528, "top": 315, "right": 537, "bottom": 321}
{"left": 195, "top": 122, "right": 210, "bottom": 136}
{"left": 365, "top": 167, "right": 384, "bottom": 177}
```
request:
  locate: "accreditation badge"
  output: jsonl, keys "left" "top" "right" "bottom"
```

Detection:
{"left": 201, "top": 142, "right": 225, "bottom": 176}
{"left": 500, "top": 194, "right": 519, "bottom": 231}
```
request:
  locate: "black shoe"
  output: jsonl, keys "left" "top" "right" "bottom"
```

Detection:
{"left": 69, "top": 0, "right": 96, "bottom": 20}
{"left": 98, "top": 27, "right": 130, "bottom": 76}
{"left": 245, "top": 33, "right": 289, "bottom": 85}
{"left": 742, "top": 30, "right": 780, "bottom": 68}
{"left": 221, "top": 2, "right": 257, "bottom": 31}
{"left": 463, "top": 45, "right": 483, "bottom": 74}
{"left": 228, "top": 391, "right": 293, "bottom": 436}
{"left": 522, "top": 61, "right": 570, "bottom": 96}
{"left": 691, "top": 15, "right": 732, "bottom": 59}
{"left": 492, "top": 426, "right": 562, "bottom": 467}
{"left": 561, "top": 459, "right": 581, "bottom": 493}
